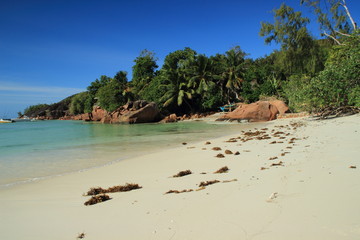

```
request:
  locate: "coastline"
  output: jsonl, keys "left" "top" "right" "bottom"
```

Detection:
{"left": 0, "top": 114, "right": 359, "bottom": 240}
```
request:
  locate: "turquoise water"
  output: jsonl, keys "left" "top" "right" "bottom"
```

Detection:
{"left": 0, "top": 120, "right": 251, "bottom": 188}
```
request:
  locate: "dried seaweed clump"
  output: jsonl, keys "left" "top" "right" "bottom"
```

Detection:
{"left": 165, "top": 189, "right": 193, "bottom": 194}
{"left": 77, "top": 232, "right": 85, "bottom": 239}
{"left": 86, "top": 183, "right": 142, "bottom": 196}
{"left": 107, "top": 183, "right": 142, "bottom": 193}
{"left": 214, "top": 166, "right": 229, "bottom": 174}
{"left": 224, "top": 149, "right": 233, "bottom": 154}
{"left": 212, "top": 147, "right": 222, "bottom": 151}
{"left": 199, "top": 180, "right": 220, "bottom": 187}
{"left": 216, "top": 153, "right": 225, "bottom": 158}
{"left": 270, "top": 161, "right": 284, "bottom": 167}
{"left": 225, "top": 138, "right": 237, "bottom": 143}
{"left": 84, "top": 194, "right": 111, "bottom": 206}
{"left": 86, "top": 187, "right": 106, "bottom": 196}
{"left": 173, "top": 170, "right": 192, "bottom": 178}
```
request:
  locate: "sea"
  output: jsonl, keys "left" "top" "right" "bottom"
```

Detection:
{"left": 0, "top": 120, "right": 254, "bottom": 189}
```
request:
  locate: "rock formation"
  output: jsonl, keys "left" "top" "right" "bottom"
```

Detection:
{"left": 64, "top": 100, "right": 162, "bottom": 124}
{"left": 217, "top": 100, "right": 289, "bottom": 122}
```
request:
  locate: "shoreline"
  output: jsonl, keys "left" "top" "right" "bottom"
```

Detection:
{"left": 0, "top": 117, "right": 256, "bottom": 189}
{"left": 0, "top": 114, "right": 359, "bottom": 239}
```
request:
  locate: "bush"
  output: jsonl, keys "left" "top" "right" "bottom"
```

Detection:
{"left": 69, "top": 92, "right": 90, "bottom": 115}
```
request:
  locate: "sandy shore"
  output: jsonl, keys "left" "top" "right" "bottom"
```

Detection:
{"left": 0, "top": 114, "right": 359, "bottom": 240}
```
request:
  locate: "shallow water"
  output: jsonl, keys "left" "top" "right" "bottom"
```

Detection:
{"left": 0, "top": 120, "right": 255, "bottom": 188}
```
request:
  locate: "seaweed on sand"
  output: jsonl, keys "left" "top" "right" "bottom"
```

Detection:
{"left": 225, "top": 138, "right": 237, "bottom": 143}
{"left": 173, "top": 170, "right": 192, "bottom": 178}
{"left": 216, "top": 153, "right": 225, "bottom": 158}
{"left": 270, "top": 161, "right": 284, "bottom": 167}
{"left": 107, "top": 183, "right": 142, "bottom": 193}
{"left": 214, "top": 166, "right": 229, "bottom": 173}
{"left": 224, "top": 150, "right": 233, "bottom": 154}
{"left": 77, "top": 232, "right": 86, "bottom": 239}
{"left": 199, "top": 180, "right": 220, "bottom": 187}
{"left": 165, "top": 189, "right": 193, "bottom": 194}
{"left": 84, "top": 194, "right": 111, "bottom": 206}
{"left": 86, "top": 183, "right": 142, "bottom": 196}
{"left": 212, "top": 147, "right": 222, "bottom": 151}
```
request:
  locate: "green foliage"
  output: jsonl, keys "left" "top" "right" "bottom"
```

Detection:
{"left": 200, "top": 83, "right": 225, "bottom": 111}
{"left": 96, "top": 71, "right": 128, "bottom": 112}
{"left": 69, "top": 92, "right": 90, "bottom": 115}
{"left": 158, "top": 47, "right": 197, "bottom": 113}
{"left": 260, "top": 3, "right": 326, "bottom": 77}
{"left": 131, "top": 50, "right": 158, "bottom": 97}
{"left": 283, "top": 75, "right": 313, "bottom": 111}
{"left": 87, "top": 75, "right": 112, "bottom": 96}
{"left": 348, "top": 86, "right": 360, "bottom": 107}
{"left": 24, "top": 104, "right": 49, "bottom": 116}
{"left": 222, "top": 46, "right": 247, "bottom": 101}
{"left": 140, "top": 76, "right": 166, "bottom": 107}
{"left": 283, "top": 32, "right": 360, "bottom": 111}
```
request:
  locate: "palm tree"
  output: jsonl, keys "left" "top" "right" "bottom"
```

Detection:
{"left": 160, "top": 67, "right": 195, "bottom": 112}
{"left": 222, "top": 46, "right": 247, "bottom": 103}
{"left": 184, "top": 54, "right": 217, "bottom": 95}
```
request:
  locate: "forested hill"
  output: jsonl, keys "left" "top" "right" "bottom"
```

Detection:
{"left": 23, "top": 1, "right": 360, "bottom": 119}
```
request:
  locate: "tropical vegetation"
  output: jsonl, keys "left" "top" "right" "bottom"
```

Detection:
{"left": 25, "top": 0, "right": 359, "bottom": 117}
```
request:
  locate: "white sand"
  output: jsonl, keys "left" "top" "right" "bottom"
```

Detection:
{"left": 0, "top": 114, "right": 359, "bottom": 240}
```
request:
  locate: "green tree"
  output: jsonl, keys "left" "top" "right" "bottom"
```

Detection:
{"left": 284, "top": 32, "right": 360, "bottom": 111}
{"left": 69, "top": 92, "right": 90, "bottom": 115}
{"left": 221, "top": 46, "right": 247, "bottom": 103}
{"left": 260, "top": 3, "right": 325, "bottom": 77}
{"left": 131, "top": 50, "right": 158, "bottom": 97}
{"left": 300, "top": 0, "right": 357, "bottom": 44}
{"left": 159, "top": 48, "right": 197, "bottom": 113}
{"left": 96, "top": 72, "right": 128, "bottom": 112}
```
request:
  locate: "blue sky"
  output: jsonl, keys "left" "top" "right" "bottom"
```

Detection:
{"left": 0, "top": 0, "right": 359, "bottom": 117}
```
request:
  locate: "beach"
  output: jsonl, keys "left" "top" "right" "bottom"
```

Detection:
{"left": 0, "top": 114, "right": 359, "bottom": 240}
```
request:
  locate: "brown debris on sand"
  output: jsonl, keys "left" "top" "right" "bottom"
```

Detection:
{"left": 260, "top": 167, "right": 269, "bottom": 170}
{"left": 269, "top": 156, "right": 278, "bottom": 160}
{"left": 182, "top": 142, "right": 187, "bottom": 145}
{"left": 216, "top": 153, "right": 225, "bottom": 158}
{"left": 199, "top": 180, "right": 220, "bottom": 187}
{"left": 84, "top": 194, "right": 111, "bottom": 206}
{"left": 281, "top": 152, "right": 290, "bottom": 156}
{"left": 86, "top": 183, "right": 142, "bottom": 196}
{"left": 226, "top": 138, "right": 237, "bottom": 143}
{"left": 212, "top": 147, "right": 222, "bottom": 151}
{"left": 313, "top": 106, "right": 360, "bottom": 120}
{"left": 224, "top": 149, "right": 233, "bottom": 154}
{"left": 173, "top": 170, "right": 192, "bottom": 178}
{"left": 349, "top": 165, "right": 357, "bottom": 169}
{"left": 270, "top": 161, "right": 284, "bottom": 167}
{"left": 165, "top": 189, "right": 193, "bottom": 194}
{"left": 77, "top": 232, "right": 86, "bottom": 239}
{"left": 214, "top": 166, "right": 229, "bottom": 173}
{"left": 234, "top": 151, "right": 240, "bottom": 155}
{"left": 205, "top": 141, "right": 211, "bottom": 145}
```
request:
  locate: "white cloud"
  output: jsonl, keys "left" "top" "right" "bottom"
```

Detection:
{"left": 0, "top": 81, "right": 84, "bottom": 95}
